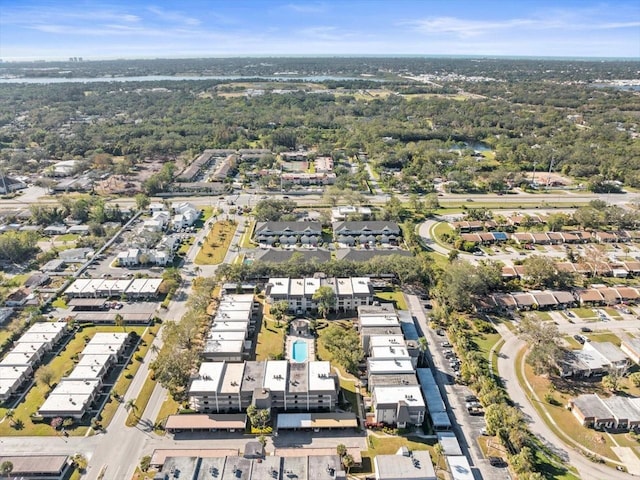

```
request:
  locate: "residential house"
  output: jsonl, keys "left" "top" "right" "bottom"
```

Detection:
{"left": 266, "top": 277, "right": 374, "bottom": 313}
{"left": 332, "top": 221, "right": 401, "bottom": 246}
{"left": 254, "top": 222, "right": 322, "bottom": 246}
{"left": 371, "top": 385, "right": 425, "bottom": 427}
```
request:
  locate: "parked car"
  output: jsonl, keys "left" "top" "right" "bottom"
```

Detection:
{"left": 565, "top": 311, "right": 574, "bottom": 318}
{"left": 580, "top": 327, "right": 592, "bottom": 333}
{"left": 441, "top": 341, "right": 452, "bottom": 348}
{"left": 574, "top": 334, "right": 585, "bottom": 345}
{"left": 436, "top": 329, "right": 445, "bottom": 336}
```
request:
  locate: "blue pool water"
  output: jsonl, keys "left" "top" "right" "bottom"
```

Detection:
{"left": 292, "top": 341, "right": 308, "bottom": 363}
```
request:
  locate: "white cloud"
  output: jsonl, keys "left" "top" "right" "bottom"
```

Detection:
{"left": 285, "top": 3, "right": 327, "bottom": 14}
{"left": 146, "top": 6, "right": 201, "bottom": 26}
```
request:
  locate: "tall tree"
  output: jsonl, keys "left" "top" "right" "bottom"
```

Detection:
{"left": 312, "top": 285, "right": 336, "bottom": 320}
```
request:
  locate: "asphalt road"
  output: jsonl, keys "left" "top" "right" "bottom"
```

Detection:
{"left": 497, "top": 327, "right": 635, "bottom": 480}
{"left": 404, "top": 293, "right": 495, "bottom": 480}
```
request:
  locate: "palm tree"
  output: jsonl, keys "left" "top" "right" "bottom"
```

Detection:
{"left": 433, "top": 443, "right": 444, "bottom": 472}
{"left": 0, "top": 461, "right": 13, "bottom": 476}
{"left": 124, "top": 399, "right": 138, "bottom": 418}
{"left": 5, "top": 409, "right": 14, "bottom": 427}
{"left": 114, "top": 313, "right": 126, "bottom": 332}
{"left": 418, "top": 337, "right": 428, "bottom": 367}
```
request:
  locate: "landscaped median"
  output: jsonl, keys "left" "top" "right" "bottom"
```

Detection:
{"left": 194, "top": 220, "right": 237, "bottom": 265}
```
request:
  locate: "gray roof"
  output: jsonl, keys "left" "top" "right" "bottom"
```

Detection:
{"left": 335, "top": 249, "right": 413, "bottom": 262}
{"left": 572, "top": 394, "right": 614, "bottom": 420}
{"left": 333, "top": 221, "right": 400, "bottom": 232}
{"left": 255, "top": 222, "right": 322, "bottom": 235}
{"left": 254, "top": 249, "right": 331, "bottom": 264}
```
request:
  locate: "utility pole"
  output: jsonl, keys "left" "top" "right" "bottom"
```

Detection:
{"left": 546, "top": 156, "right": 556, "bottom": 188}
{"left": 530, "top": 161, "right": 537, "bottom": 186}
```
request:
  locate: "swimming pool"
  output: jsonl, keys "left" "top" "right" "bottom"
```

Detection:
{"left": 292, "top": 340, "right": 308, "bottom": 363}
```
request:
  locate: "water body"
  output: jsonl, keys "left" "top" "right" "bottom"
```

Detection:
{"left": 450, "top": 141, "right": 492, "bottom": 152}
{"left": 0, "top": 75, "right": 386, "bottom": 84}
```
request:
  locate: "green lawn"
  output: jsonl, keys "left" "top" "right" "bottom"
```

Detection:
{"left": 516, "top": 347, "right": 619, "bottom": 461}
{"left": 431, "top": 222, "right": 454, "bottom": 250}
{"left": 239, "top": 220, "right": 256, "bottom": 249}
{"left": 255, "top": 315, "right": 286, "bottom": 361}
{"left": 154, "top": 395, "right": 182, "bottom": 433}
{"left": 51, "top": 297, "right": 68, "bottom": 309}
{"left": 375, "top": 290, "right": 408, "bottom": 310}
{"left": 587, "top": 332, "right": 621, "bottom": 346}
{"left": 0, "top": 325, "right": 147, "bottom": 436}
{"left": 563, "top": 336, "right": 582, "bottom": 350}
{"left": 125, "top": 372, "right": 157, "bottom": 427}
{"left": 54, "top": 233, "right": 80, "bottom": 243}
{"left": 570, "top": 307, "right": 596, "bottom": 319}
{"left": 194, "top": 220, "right": 237, "bottom": 265}
{"left": 603, "top": 308, "right": 623, "bottom": 320}
{"left": 98, "top": 323, "right": 160, "bottom": 428}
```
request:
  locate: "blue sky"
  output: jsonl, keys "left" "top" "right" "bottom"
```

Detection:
{"left": 1, "top": 0, "right": 639, "bottom": 60}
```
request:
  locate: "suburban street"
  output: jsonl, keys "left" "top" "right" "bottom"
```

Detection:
{"left": 404, "top": 293, "right": 496, "bottom": 480}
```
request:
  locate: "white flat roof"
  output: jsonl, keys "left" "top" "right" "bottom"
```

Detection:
{"left": 88, "top": 332, "right": 129, "bottom": 346}
{"left": 209, "top": 321, "right": 249, "bottom": 332}
{"left": 81, "top": 343, "right": 121, "bottom": 357}
{"left": 82, "top": 279, "right": 105, "bottom": 294}
{"left": 214, "top": 310, "right": 251, "bottom": 322}
{"left": 141, "top": 278, "right": 162, "bottom": 293}
{"left": 308, "top": 361, "right": 335, "bottom": 392}
{"left": 371, "top": 346, "right": 410, "bottom": 360}
{"left": 0, "top": 351, "right": 39, "bottom": 366}
{"left": 446, "top": 456, "right": 474, "bottom": 480}
{"left": 374, "top": 451, "right": 435, "bottom": 480}
{"left": 50, "top": 379, "right": 100, "bottom": 395}
{"left": 269, "top": 278, "right": 290, "bottom": 296}
{"left": 264, "top": 360, "right": 288, "bottom": 392}
{"left": 207, "top": 331, "right": 246, "bottom": 342}
{"left": 374, "top": 385, "right": 425, "bottom": 407}
{"left": 203, "top": 339, "right": 244, "bottom": 354}
{"left": 369, "top": 335, "right": 406, "bottom": 348}
{"left": 76, "top": 354, "right": 111, "bottom": 370}
{"left": 220, "top": 362, "right": 245, "bottom": 394}
{"left": 351, "top": 277, "right": 371, "bottom": 295}
{"left": 367, "top": 359, "right": 415, "bottom": 375}
{"left": 126, "top": 278, "right": 147, "bottom": 294}
{"left": 290, "top": 278, "right": 305, "bottom": 297}
{"left": 335, "top": 278, "right": 353, "bottom": 296}
{"left": 65, "top": 279, "right": 90, "bottom": 295}
{"left": 17, "top": 332, "right": 58, "bottom": 345}
{"left": 67, "top": 365, "right": 104, "bottom": 380}
{"left": 189, "top": 362, "right": 224, "bottom": 392}
{"left": 359, "top": 315, "right": 399, "bottom": 328}
{"left": 10, "top": 342, "right": 47, "bottom": 355}
{"left": 0, "top": 364, "right": 30, "bottom": 380}
{"left": 25, "top": 322, "right": 66, "bottom": 335}
{"left": 223, "top": 294, "right": 254, "bottom": 303}
{"left": 303, "top": 278, "right": 320, "bottom": 296}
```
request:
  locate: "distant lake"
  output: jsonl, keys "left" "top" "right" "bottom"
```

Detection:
{"left": 0, "top": 75, "right": 386, "bottom": 84}
{"left": 451, "top": 141, "right": 492, "bottom": 152}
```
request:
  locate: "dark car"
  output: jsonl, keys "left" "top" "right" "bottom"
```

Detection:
{"left": 580, "top": 327, "right": 592, "bottom": 333}
{"left": 489, "top": 457, "right": 506, "bottom": 467}
{"left": 574, "top": 334, "right": 585, "bottom": 344}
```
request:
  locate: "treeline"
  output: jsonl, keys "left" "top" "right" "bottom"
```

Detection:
{"left": 216, "top": 254, "right": 435, "bottom": 287}
{"left": 2, "top": 57, "right": 637, "bottom": 82}
{"left": 1, "top": 61, "right": 639, "bottom": 190}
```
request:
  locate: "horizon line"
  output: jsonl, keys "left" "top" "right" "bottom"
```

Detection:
{"left": 2, "top": 54, "right": 639, "bottom": 64}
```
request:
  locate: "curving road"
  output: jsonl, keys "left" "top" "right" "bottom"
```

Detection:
{"left": 497, "top": 327, "right": 634, "bottom": 480}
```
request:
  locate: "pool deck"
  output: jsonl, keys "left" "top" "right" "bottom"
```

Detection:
{"left": 285, "top": 335, "right": 315, "bottom": 363}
